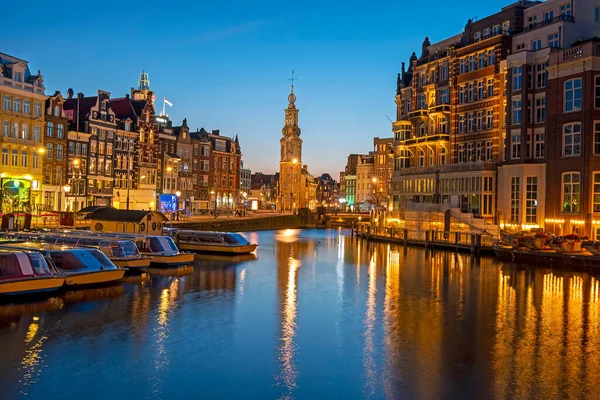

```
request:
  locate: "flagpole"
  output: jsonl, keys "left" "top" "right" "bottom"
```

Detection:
{"left": 162, "top": 98, "right": 166, "bottom": 116}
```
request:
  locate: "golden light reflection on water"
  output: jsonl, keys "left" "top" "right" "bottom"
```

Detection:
{"left": 362, "top": 250, "right": 378, "bottom": 398}
{"left": 19, "top": 317, "right": 47, "bottom": 396}
{"left": 383, "top": 250, "right": 400, "bottom": 398}
{"left": 153, "top": 278, "right": 180, "bottom": 397}
{"left": 277, "top": 256, "right": 301, "bottom": 399}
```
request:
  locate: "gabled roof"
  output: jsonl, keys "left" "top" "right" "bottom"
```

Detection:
{"left": 84, "top": 207, "right": 168, "bottom": 222}
{"left": 63, "top": 96, "right": 98, "bottom": 122}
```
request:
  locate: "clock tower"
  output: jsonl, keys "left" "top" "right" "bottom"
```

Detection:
{"left": 279, "top": 72, "right": 303, "bottom": 212}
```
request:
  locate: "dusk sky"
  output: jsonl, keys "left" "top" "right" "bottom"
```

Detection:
{"left": 3, "top": 0, "right": 510, "bottom": 176}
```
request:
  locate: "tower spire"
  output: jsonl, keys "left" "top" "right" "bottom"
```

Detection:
{"left": 288, "top": 71, "right": 297, "bottom": 106}
{"left": 138, "top": 70, "right": 150, "bottom": 91}
{"left": 289, "top": 70, "right": 296, "bottom": 94}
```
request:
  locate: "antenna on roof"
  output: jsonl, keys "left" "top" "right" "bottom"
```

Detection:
{"left": 385, "top": 115, "right": 393, "bottom": 124}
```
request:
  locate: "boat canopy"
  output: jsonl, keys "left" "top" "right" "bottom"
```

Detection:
{"left": 0, "top": 252, "right": 52, "bottom": 279}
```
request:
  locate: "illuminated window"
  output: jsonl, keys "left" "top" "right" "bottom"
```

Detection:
{"left": 511, "top": 133, "right": 521, "bottom": 159}
{"left": 562, "top": 172, "right": 580, "bottom": 213}
{"left": 511, "top": 177, "right": 520, "bottom": 223}
{"left": 594, "top": 172, "right": 600, "bottom": 213}
{"left": 526, "top": 176, "right": 537, "bottom": 223}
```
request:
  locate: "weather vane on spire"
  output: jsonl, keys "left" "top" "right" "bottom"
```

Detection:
{"left": 289, "top": 71, "right": 296, "bottom": 93}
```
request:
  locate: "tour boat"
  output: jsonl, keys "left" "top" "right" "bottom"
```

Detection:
{"left": 0, "top": 242, "right": 125, "bottom": 287}
{"left": 165, "top": 229, "right": 258, "bottom": 254}
{"left": 0, "top": 249, "right": 65, "bottom": 296}
{"left": 0, "top": 232, "right": 150, "bottom": 271}
{"left": 50, "top": 230, "right": 195, "bottom": 268}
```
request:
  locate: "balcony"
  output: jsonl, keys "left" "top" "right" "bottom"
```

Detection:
{"left": 401, "top": 133, "right": 450, "bottom": 146}
{"left": 408, "top": 109, "right": 428, "bottom": 119}
{"left": 0, "top": 78, "right": 45, "bottom": 95}
{"left": 517, "top": 15, "right": 575, "bottom": 35}
{"left": 429, "top": 104, "right": 451, "bottom": 115}
{"left": 1, "top": 136, "right": 35, "bottom": 146}
{"left": 397, "top": 160, "right": 497, "bottom": 176}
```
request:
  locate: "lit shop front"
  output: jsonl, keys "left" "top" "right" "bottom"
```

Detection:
{"left": 0, "top": 176, "right": 40, "bottom": 213}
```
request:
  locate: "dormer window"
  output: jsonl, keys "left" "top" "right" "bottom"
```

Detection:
{"left": 125, "top": 122, "right": 131, "bottom": 132}
{"left": 54, "top": 106, "right": 59, "bottom": 116}
{"left": 14, "top": 72, "right": 21, "bottom": 82}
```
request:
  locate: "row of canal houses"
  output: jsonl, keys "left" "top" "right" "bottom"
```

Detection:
{"left": 390, "top": 0, "right": 600, "bottom": 238}
{"left": 0, "top": 61, "right": 242, "bottom": 214}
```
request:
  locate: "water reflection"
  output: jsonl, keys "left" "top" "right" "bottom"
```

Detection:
{"left": 2, "top": 231, "right": 600, "bottom": 399}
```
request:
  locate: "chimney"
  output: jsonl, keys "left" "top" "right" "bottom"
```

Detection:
{"left": 67, "top": 88, "right": 74, "bottom": 99}
{"left": 125, "top": 94, "right": 130, "bottom": 99}
{"left": 54, "top": 90, "right": 60, "bottom": 96}
{"left": 77, "top": 92, "right": 84, "bottom": 99}
{"left": 212, "top": 129, "right": 220, "bottom": 136}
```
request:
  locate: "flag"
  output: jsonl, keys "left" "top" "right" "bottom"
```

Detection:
{"left": 164, "top": 97, "right": 173, "bottom": 107}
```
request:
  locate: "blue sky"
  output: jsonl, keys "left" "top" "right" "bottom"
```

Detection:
{"left": 3, "top": 0, "right": 511, "bottom": 176}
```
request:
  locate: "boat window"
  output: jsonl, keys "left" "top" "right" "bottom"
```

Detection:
{"left": 27, "top": 253, "right": 51, "bottom": 276}
{"left": 50, "top": 251, "right": 88, "bottom": 271}
{"left": 0, "top": 254, "right": 22, "bottom": 278}
{"left": 88, "top": 249, "right": 114, "bottom": 267}
{"left": 148, "top": 237, "right": 165, "bottom": 252}
{"left": 121, "top": 241, "right": 140, "bottom": 257}
{"left": 109, "top": 243, "right": 125, "bottom": 257}
{"left": 223, "top": 235, "right": 241, "bottom": 244}
{"left": 161, "top": 237, "right": 179, "bottom": 252}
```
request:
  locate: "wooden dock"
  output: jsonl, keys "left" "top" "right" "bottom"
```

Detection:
{"left": 354, "top": 225, "right": 495, "bottom": 254}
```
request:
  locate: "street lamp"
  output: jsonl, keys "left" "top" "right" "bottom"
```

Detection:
{"left": 210, "top": 190, "right": 216, "bottom": 218}
{"left": 175, "top": 190, "right": 181, "bottom": 222}
{"left": 63, "top": 184, "right": 71, "bottom": 212}
{"left": 242, "top": 191, "right": 247, "bottom": 217}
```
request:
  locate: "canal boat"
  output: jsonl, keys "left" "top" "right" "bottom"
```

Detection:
{"left": 0, "top": 232, "right": 150, "bottom": 271}
{"left": 0, "top": 242, "right": 125, "bottom": 287}
{"left": 0, "top": 249, "right": 65, "bottom": 296}
{"left": 165, "top": 228, "right": 258, "bottom": 255}
{"left": 48, "top": 230, "right": 194, "bottom": 268}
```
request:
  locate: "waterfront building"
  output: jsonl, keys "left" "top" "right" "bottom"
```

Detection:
{"left": 174, "top": 119, "right": 193, "bottom": 214}
{"left": 391, "top": 3, "right": 528, "bottom": 224}
{"left": 43, "top": 91, "right": 68, "bottom": 211}
{"left": 344, "top": 173, "right": 356, "bottom": 210}
{"left": 208, "top": 129, "right": 241, "bottom": 210}
{"left": 191, "top": 128, "right": 211, "bottom": 211}
{"left": 240, "top": 160, "right": 251, "bottom": 194}
{"left": 156, "top": 120, "right": 179, "bottom": 212}
{"left": 498, "top": 0, "right": 600, "bottom": 233}
{"left": 0, "top": 52, "right": 46, "bottom": 212}
{"left": 356, "top": 153, "right": 374, "bottom": 210}
{"left": 64, "top": 89, "right": 89, "bottom": 213}
{"left": 316, "top": 173, "right": 338, "bottom": 208}
{"left": 64, "top": 90, "right": 116, "bottom": 208}
{"left": 373, "top": 137, "right": 394, "bottom": 209}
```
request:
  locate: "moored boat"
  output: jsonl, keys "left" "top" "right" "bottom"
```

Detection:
{"left": 0, "top": 250, "right": 65, "bottom": 296}
{"left": 49, "top": 230, "right": 194, "bottom": 268}
{"left": 0, "top": 243, "right": 125, "bottom": 287}
{"left": 165, "top": 229, "right": 258, "bottom": 255}
{"left": 0, "top": 232, "right": 150, "bottom": 271}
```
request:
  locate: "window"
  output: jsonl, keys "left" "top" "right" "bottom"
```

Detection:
{"left": 476, "top": 142, "right": 483, "bottom": 161}
{"left": 57, "top": 124, "right": 64, "bottom": 139}
{"left": 3, "top": 96, "right": 10, "bottom": 110}
{"left": 478, "top": 81, "right": 484, "bottom": 99}
{"left": 477, "top": 111, "right": 483, "bottom": 131}
{"left": 21, "top": 150, "right": 27, "bottom": 168}
{"left": 560, "top": 3, "right": 571, "bottom": 17}
{"left": 90, "top": 141, "right": 97, "bottom": 154}
{"left": 14, "top": 72, "right": 21, "bottom": 82}
{"left": 23, "top": 100, "right": 30, "bottom": 114}
{"left": 441, "top": 64, "right": 448, "bottom": 80}
{"left": 486, "top": 109, "right": 493, "bottom": 129}
{"left": 13, "top": 99, "right": 20, "bottom": 113}
{"left": 474, "top": 31, "right": 481, "bottom": 42}
{"left": 526, "top": 177, "right": 538, "bottom": 223}
{"left": 46, "top": 143, "right": 53, "bottom": 159}
{"left": 459, "top": 115, "right": 465, "bottom": 133}
{"left": 468, "top": 83, "right": 474, "bottom": 102}
{"left": 527, "top": 98, "right": 533, "bottom": 124}
{"left": 440, "top": 88, "right": 448, "bottom": 104}
{"left": 483, "top": 28, "right": 490, "bottom": 39}
{"left": 531, "top": 39, "right": 542, "bottom": 51}
{"left": 459, "top": 86, "right": 465, "bottom": 103}
{"left": 548, "top": 32, "right": 559, "bottom": 48}
{"left": 595, "top": 122, "right": 600, "bottom": 155}
{"left": 535, "top": 132, "right": 545, "bottom": 158}
{"left": 536, "top": 63, "right": 547, "bottom": 88}
{"left": 544, "top": 10, "right": 554, "bottom": 21}
{"left": 511, "top": 133, "right": 521, "bottom": 159}
{"left": 596, "top": 76, "right": 600, "bottom": 109}
{"left": 33, "top": 152, "right": 39, "bottom": 169}
{"left": 526, "top": 132, "right": 532, "bottom": 159}
{"left": 33, "top": 126, "right": 40, "bottom": 142}
{"left": 562, "top": 172, "right": 580, "bottom": 213}
{"left": 488, "top": 49, "right": 495, "bottom": 66}
{"left": 487, "top": 78, "right": 494, "bottom": 97}
{"left": 511, "top": 177, "right": 520, "bottom": 223}
{"left": 458, "top": 144, "right": 465, "bottom": 163}
{"left": 12, "top": 122, "right": 18, "bottom": 138}
{"left": 513, "top": 66, "right": 523, "bottom": 91}
{"left": 56, "top": 144, "right": 63, "bottom": 161}
{"left": 486, "top": 141, "right": 493, "bottom": 160}
{"left": 493, "top": 25, "right": 501, "bottom": 35}
{"left": 563, "top": 123, "right": 581, "bottom": 156}
{"left": 460, "top": 58, "right": 467, "bottom": 74}
{"left": 512, "top": 100, "right": 522, "bottom": 125}
{"left": 594, "top": 173, "right": 600, "bottom": 213}
{"left": 469, "top": 55, "right": 476, "bottom": 71}
{"left": 2, "top": 121, "right": 8, "bottom": 137}
{"left": 468, "top": 113, "right": 474, "bottom": 132}
{"left": 536, "top": 97, "right": 546, "bottom": 123}
{"left": 467, "top": 143, "right": 474, "bottom": 162}
{"left": 479, "top": 52, "right": 485, "bottom": 69}
{"left": 1, "top": 148, "right": 7, "bottom": 165}
{"left": 21, "top": 123, "right": 29, "bottom": 140}
{"left": 46, "top": 122, "right": 53, "bottom": 137}
{"left": 595, "top": 7, "right": 599, "bottom": 22}
{"left": 34, "top": 102, "right": 41, "bottom": 117}
{"left": 11, "top": 149, "right": 18, "bottom": 166}
{"left": 418, "top": 94, "right": 426, "bottom": 109}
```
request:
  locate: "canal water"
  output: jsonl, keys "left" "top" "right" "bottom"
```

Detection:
{"left": 1, "top": 229, "right": 600, "bottom": 400}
